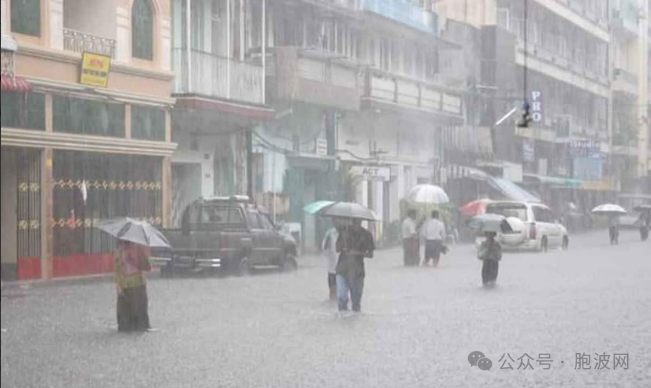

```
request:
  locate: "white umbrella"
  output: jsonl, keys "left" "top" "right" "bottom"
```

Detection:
{"left": 405, "top": 185, "right": 450, "bottom": 204}
{"left": 592, "top": 204, "right": 627, "bottom": 215}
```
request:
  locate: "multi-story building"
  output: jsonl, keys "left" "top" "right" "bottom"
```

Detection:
{"left": 168, "top": 0, "right": 272, "bottom": 227}
{"left": 437, "top": 0, "right": 649, "bottom": 214}
{"left": 610, "top": 0, "right": 649, "bottom": 194}
{"left": 1, "top": 0, "right": 175, "bottom": 281}
{"left": 261, "top": 0, "right": 464, "bottom": 249}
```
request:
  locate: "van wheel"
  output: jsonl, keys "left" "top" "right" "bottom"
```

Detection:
{"left": 237, "top": 257, "right": 252, "bottom": 277}
{"left": 562, "top": 236, "right": 569, "bottom": 251}
{"left": 280, "top": 254, "right": 298, "bottom": 273}
{"left": 540, "top": 237, "right": 549, "bottom": 253}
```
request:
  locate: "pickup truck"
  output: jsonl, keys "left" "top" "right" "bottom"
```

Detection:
{"left": 151, "top": 197, "right": 298, "bottom": 277}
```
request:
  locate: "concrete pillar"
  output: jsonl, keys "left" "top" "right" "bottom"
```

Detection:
{"left": 638, "top": 0, "right": 649, "bottom": 178}
{"left": 1, "top": 0, "right": 7, "bottom": 34}
{"left": 162, "top": 156, "right": 172, "bottom": 228}
{"left": 116, "top": 5, "right": 131, "bottom": 62}
{"left": 41, "top": 148, "right": 53, "bottom": 279}
{"left": 160, "top": 15, "right": 172, "bottom": 71}
{"left": 49, "top": 0, "right": 65, "bottom": 50}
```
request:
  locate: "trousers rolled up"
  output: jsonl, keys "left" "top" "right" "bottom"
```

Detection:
{"left": 336, "top": 274, "right": 365, "bottom": 312}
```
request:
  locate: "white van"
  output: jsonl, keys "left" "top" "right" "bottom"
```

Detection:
{"left": 478, "top": 201, "right": 570, "bottom": 252}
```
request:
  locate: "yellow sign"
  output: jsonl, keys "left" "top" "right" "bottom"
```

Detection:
{"left": 80, "top": 52, "right": 111, "bottom": 88}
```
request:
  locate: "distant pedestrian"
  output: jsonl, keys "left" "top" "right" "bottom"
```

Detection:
{"left": 639, "top": 212, "right": 650, "bottom": 241}
{"left": 421, "top": 210, "right": 446, "bottom": 267}
{"left": 322, "top": 221, "right": 342, "bottom": 301}
{"left": 477, "top": 232, "right": 502, "bottom": 286}
{"left": 116, "top": 241, "right": 152, "bottom": 333}
{"left": 608, "top": 215, "right": 620, "bottom": 245}
{"left": 336, "top": 219, "right": 375, "bottom": 313}
{"left": 402, "top": 210, "right": 419, "bottom": 266}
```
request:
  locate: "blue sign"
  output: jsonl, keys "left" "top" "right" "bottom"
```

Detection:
{"left": 362, "top": 0, "right": 438, "bottom": 35}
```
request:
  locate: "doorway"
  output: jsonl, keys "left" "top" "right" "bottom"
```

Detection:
{"left": 1, "top": 147, "right": 18, "bottom": 280}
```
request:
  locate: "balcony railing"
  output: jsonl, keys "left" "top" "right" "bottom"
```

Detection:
{"left": 364, "top": 69, "right": 462, "bottom": 117}
{"left": 361, "top": 0, "right": 438, "bottom": 35}
{"left": 614, "top": 67, "right": 639, "bottom": 85}
{"left": 611, "top": 0, "right": 640, "bottom": 38}
{"left": 1, "top": 50, "right": 14, "bottom": 76}
{"left": 63, "top": 29, "right": 116, "bottom": 58}
{"left": 172, "top": 48, "right": 264, "bottom": 105}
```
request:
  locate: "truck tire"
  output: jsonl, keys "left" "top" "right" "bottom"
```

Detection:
{"left": 280, "top": 253, "right": 298, "bottom": 273}
{"left": 237, "top": 257, "right": 252, "bottom": 277}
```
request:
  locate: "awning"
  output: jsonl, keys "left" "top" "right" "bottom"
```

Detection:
{"left": 524, "top": 173, "right": 582, "bottom": 188}
{"left": 1, "top": 75, "right": 32, "bottom": 93}
{"left": 488, "top": 177, "right": 541, "bottom": 203}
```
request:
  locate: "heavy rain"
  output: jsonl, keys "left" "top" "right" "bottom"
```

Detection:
{"left": 1, "top": 0, "right": 650, "bottom": 387}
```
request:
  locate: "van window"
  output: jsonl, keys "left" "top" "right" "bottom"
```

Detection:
{"left": 486, "top": 203, "right": 528, "bottom": 222}
{"left": 533, "top": 207, "right": 554, "bottom": 223}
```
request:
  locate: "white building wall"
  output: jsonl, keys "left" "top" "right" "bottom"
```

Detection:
{"left": 172, "top": 131, "right": 215, "bottom": 199}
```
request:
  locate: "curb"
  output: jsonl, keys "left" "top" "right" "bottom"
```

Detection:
{"left": 1, "top": 274, "right": 114, "bottom": 291}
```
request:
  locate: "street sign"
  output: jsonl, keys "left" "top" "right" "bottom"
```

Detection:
{"left": 523, "top": 139, "right": 535, "bottom": 162}
{"left": 569, "top": 139, "right": 601, "bottom": 158}
{"left": 316, "top": 139, "right": 328, "bottom": 156}
{"left": 531, "top": 90, "right": 543, "bottom": 123}
{"left": 80, "top": 52, "right": 111, "bottom": 88}
{"left": 351, "top": 166, "right": 391, "bottom": 182}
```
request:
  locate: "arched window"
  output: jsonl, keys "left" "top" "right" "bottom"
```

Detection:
{"left": 132, "top": 0, "right": 154, "bottom": 60}
{"left": 11, "top": 0, "right": 41, "bottom": 37}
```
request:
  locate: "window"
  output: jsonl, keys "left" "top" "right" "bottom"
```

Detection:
{"left": 53, "top": 96, "right": 125, "bottom": 137}
{"left": 131, "top": 105, "right": 165, "bottom": 141}
{"left": 199, "top": 206, "right": 245, "bottom": 230}
{"left": 259, "top": 214, "right": 275, "bottom": 231}
{"left": 533, "top": 207, "right": 554, "bottom": 223}
{"left": 486, "top": 204, "right": 528, "bottom": 222}
{"left": 132, "top": 0, "right": 154, "bottom": 60}
{"left": 11, "top": 0, "right": 41, "bottom": 37}
{"left": 249, "top": 211, "right": 262, "bottom": 229}
{"left": 1, "top": 92, "right": 46, "bottom": 130}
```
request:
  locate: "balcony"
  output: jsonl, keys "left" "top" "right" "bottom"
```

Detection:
{"left": 613, "top": 67, "right": 640, "bottom": 96}
{"left": 63, "top": 29, "right": 117, "bottom": 58}
{"left": 611, "top": 0, "right": 640, "bottom": 40}
{"left": 270, "top": 48, "right": 361, "bottom": 111}
{"left": 363, "top": 69, "right": 463, "bottom": 123}
{"left": 361, "top": 0, "right": 438, "bottom": 35}
{"left": 172, "top": 49, "right": 264, "bottom": 106}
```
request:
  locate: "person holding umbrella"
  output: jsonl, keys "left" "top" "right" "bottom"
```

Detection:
{"left": 336, "top": 218, "right": 375, "bottom": 313}
{"left": 115, "top": 241, "right": 152, "bottom": 333}
{"left": 478, "top": 232, "right": 502, "bottom": 286}
{"left": 468, "top": 214, "right": 513, "bottom": 287}
{"left": 98, "top": 218, "right": 170, "bottom": 333}
{"left": 421, "top": 210, "right": 446, "bottom": 267}
{"left": 634, "top": 205, "right": 651, "bottom": 241}
{"left": 592, "top": 204, "right": 627, "bottom": 245}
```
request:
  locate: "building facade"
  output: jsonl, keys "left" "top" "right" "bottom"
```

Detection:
{"left": 1, "top": 0, "right": 175, "bottom": 281}
{"left": 438, "top": 0, "right": 650, "bottom": 215}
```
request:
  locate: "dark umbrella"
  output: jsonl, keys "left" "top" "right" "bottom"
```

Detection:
{"left": 97, "top": 218, "right": 170, "bottom": 248}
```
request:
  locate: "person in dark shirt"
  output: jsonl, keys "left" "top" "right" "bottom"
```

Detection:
{"left": 336, "top": 219, "right": 375, "bottom": 313}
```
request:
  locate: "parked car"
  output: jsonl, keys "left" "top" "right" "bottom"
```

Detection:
{"left": 476, "top": 201, "right": 569, "bottom": 252}
{"left": 619, "top": 211, "right": 643, "bottom": 230}
{"left": 151, "top": 197, "right": 298, "bottom": 277}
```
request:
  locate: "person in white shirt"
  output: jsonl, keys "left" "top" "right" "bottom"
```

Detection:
{"left": 322, "top": 221, "right": 342, "bottom": 301}
{"left": 402, "top": 210, "right": 419, "bottom": 266}
{"left": 421, "top": 210, "right": 446, "bottom": 267}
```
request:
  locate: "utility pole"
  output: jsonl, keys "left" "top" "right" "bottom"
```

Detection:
{"left": 246, "top": 129, "right": 254, "bottom": 200}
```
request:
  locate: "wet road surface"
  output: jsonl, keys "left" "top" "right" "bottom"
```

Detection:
{"left": 2, "top": 232, "right": 650, "bottom": 388}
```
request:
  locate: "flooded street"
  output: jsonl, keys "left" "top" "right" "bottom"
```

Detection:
{"left": 2, "top": 232, "right": 650, "bottom": 388}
